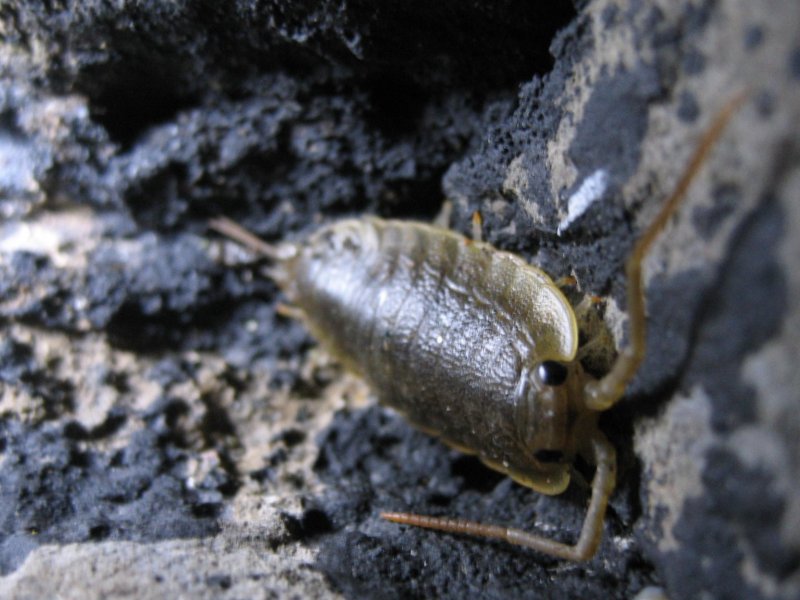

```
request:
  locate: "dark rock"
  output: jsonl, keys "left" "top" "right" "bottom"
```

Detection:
{"left": 1, "top": 1, "right": 798, "bottom": 598}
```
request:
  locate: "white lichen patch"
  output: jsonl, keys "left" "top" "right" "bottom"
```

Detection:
{"left": 0, "top": 535, "right": 340, "bottom": 600}
{"left": 0, "top": 207, "right": 100, "bottom": 270}
{"left": 735, "top": 167, "right": 800, "bottom": 600}
{"left": 743, "top": 167, "right": 800, "bottom": 548}
{"left": 635, "top": 387, "right": 715, "bottom": 553}
{"left": 557, "top": 168, "right": 609, "bottom": 235}
{"left": 0, "top": 133, "right": 40, "bottom": 196}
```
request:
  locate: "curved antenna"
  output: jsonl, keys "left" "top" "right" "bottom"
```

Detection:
{"left": 382, "top": 431, "right": 616, "bottom": 561}
{"left": 208, "top": 216, "right": 293, "bottom": 261}
{"left": 585, "top": 90, "right": 748, "bottom": 410}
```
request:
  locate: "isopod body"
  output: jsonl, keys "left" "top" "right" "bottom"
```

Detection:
{"left": 209, "top": 92, "right": 744, "bottom": 561}
{"left": 282, "top": 218, "right": 583, "bottom": 493}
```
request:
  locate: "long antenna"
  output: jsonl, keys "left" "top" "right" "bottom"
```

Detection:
{"left": 208, "top": 216, "right": 284, "bottom": 261}
{"left": 585, "top": 90, "right": 748, "bottom": 410}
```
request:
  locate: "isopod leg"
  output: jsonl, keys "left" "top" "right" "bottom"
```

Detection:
{"left": 381, "top": 433, "right": 616, "bottom": 561}
{"left": 471, "top": 211, "right": 483, "bottom": 242}
{"left": 554, "top": 275, "right": 578, "bottom": 289}
{"left": 584, "top": 92, "right": 747, "bottom": 411}
{"left": 275, "top": 303, "right": 305, "bottom": 320}
{"left": 434, "top": 200, "right": 454, "bottom": 229}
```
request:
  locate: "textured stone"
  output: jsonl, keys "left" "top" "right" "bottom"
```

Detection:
{"left": 0, "top": 535, "right": 337, "bottom": 600}
{"left": 0, "top": 1, "right": 798, "bottom": 598}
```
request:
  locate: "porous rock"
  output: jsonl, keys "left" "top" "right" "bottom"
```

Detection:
{"left": 0, "top": 1, "right": 798, "bottom": 599}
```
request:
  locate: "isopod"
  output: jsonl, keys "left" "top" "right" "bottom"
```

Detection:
{"left": 210, "top": 93, "right": 744, "bottom": 561}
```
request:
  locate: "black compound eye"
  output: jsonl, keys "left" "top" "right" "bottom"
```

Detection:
{"left": 537, "top": 361, "right": 568, "bottom": 386}
{"left": 534, "top": 449, "right": 564, "bottom": 464}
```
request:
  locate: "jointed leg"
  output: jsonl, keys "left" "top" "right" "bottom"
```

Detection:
{"left": 471, "top": 210, "right": 483, "bottom": 242}
{"left": 554, "top": 275, "right": 578, "bottom": 289}
{"left": 434, "top": 200, "right": 454, "bottom": 229}
{"left": 275, "top": 302, "right": 305, "bottom": 320}
{"left": 381, "top": 433, "right": 616, "bottom": 561}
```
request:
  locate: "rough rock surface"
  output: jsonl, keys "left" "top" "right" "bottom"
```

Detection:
{"left": 1, "top": 1, "right": 798, "bottom": 598}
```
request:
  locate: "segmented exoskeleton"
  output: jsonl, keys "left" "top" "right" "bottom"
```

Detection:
{"left": 210, "top": 93, "right": 744, "bottom": 560}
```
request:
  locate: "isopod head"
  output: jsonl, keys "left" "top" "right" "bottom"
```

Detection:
{"left": 500, "top": 357, "right": 588, "bottom": 495}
